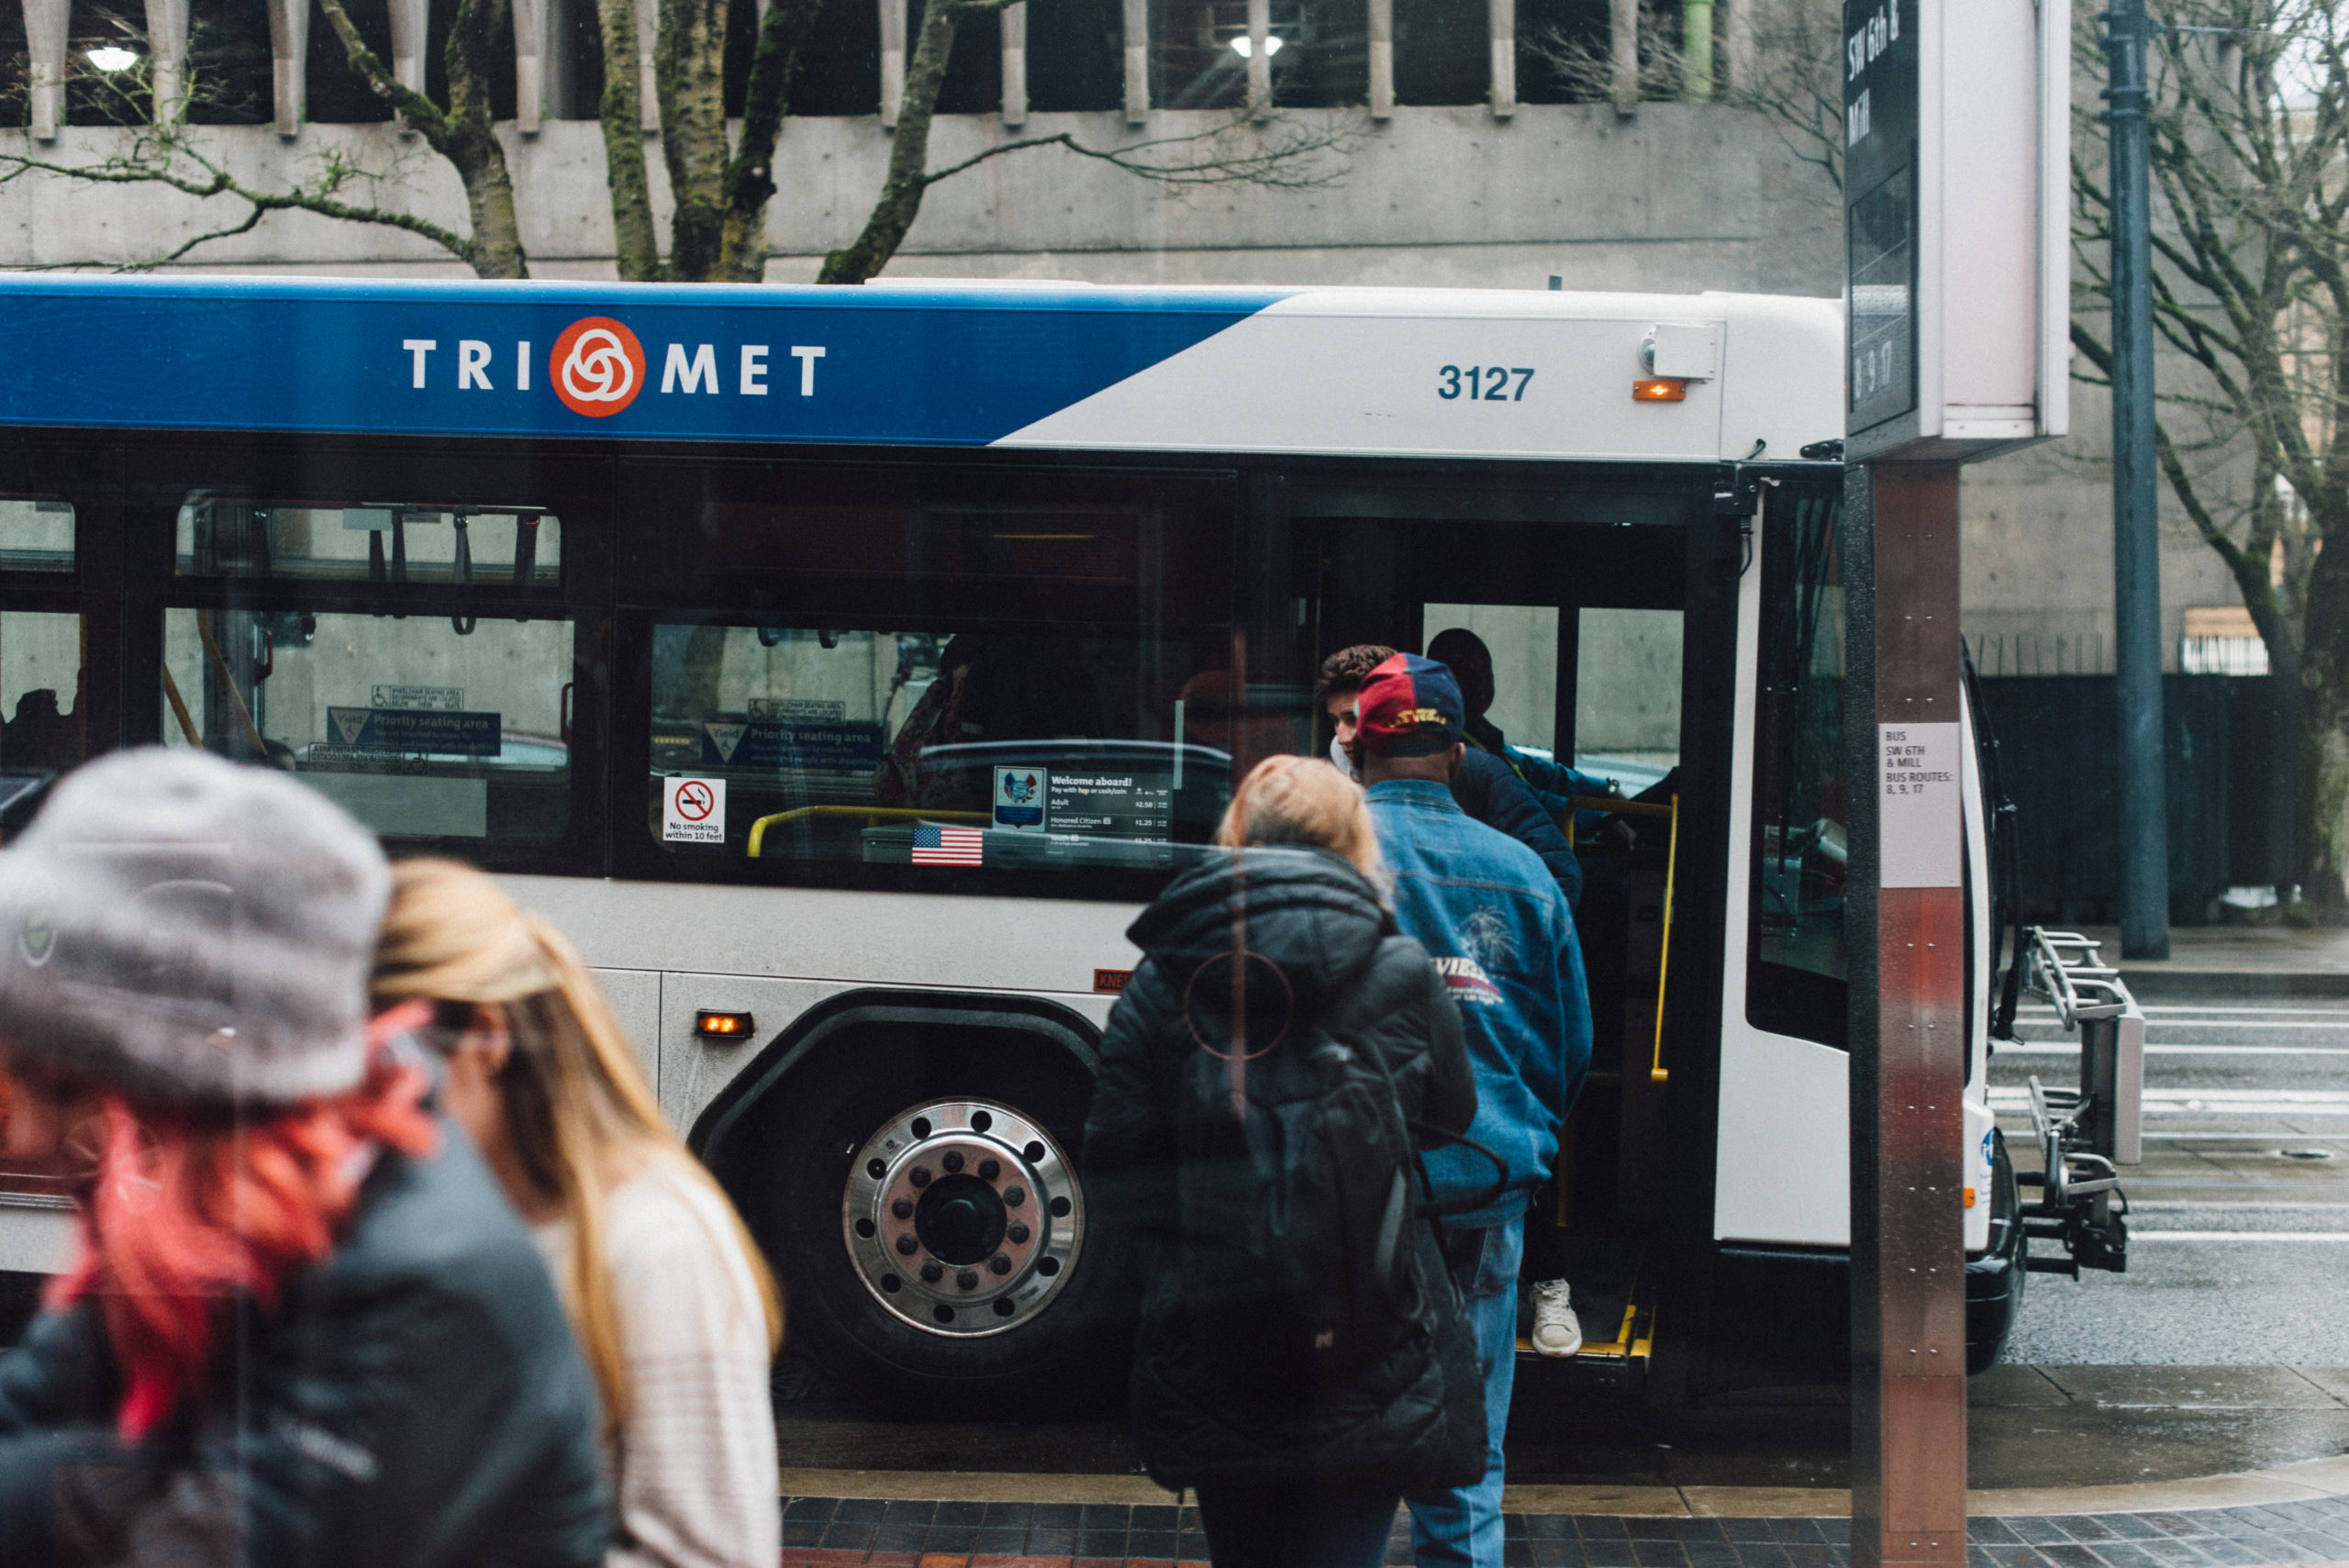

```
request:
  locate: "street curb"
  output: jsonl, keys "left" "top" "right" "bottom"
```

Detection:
{"left": 778, "top": 1457, "right": 2349, "bottom": 1518}
{"left": 2125, "top": 969, "right": 2349, "bottom": 997}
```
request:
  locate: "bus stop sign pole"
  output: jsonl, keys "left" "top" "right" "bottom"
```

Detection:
{"left": 1842, "top": 0, "right": 2067, "bottom": 1551}
{"left": 1847, "top": 462, "right": 1968, "bottom": 1566}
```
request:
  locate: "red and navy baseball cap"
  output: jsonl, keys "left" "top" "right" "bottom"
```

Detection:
{"left": 1356, "top": 652, "right": 1464, "bottom": 757}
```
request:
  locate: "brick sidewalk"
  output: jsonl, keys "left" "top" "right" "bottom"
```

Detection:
{"left": 776, "top": 1494, "right": 2349, "bottom": 1567}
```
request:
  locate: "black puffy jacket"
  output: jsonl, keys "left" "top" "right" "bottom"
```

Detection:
{"left": 0, "top": 1117, "right": 610, "bottom": 1568}
{"left": 1085, "top": 846, "right": 1486, "bottom": 1492}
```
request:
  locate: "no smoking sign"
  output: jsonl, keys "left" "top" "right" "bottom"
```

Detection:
{"left": 662, "top": 775, "right": 726, "bottom": 844}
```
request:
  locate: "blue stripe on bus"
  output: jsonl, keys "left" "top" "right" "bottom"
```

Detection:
{"left": 0, "top": 276, "right": 1289, "bottom": 447}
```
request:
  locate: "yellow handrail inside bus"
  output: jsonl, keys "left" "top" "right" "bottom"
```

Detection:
{"left": 1563, "top": 794, "right": 1675, "bottom": 849}
{"left": 746, "top": 806, "right": 989, "bottom": 858}
{"left": 1652, "top": 795, "right": 1679, "bottom": 1084}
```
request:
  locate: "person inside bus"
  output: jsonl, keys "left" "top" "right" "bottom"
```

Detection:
{"left": 1424, "top": 626, "right": 1627, "bottom": 845}
{"left": 0, "top": 748, "right": 610, "bottom": 1567}
{"left": 372, "top": 859, "right": 783, "bottom": 1568}
{"left": 1345, "top": 656, "right": 1593, "bottom": 1568}
{"left": 1084, "top": 754, "right": 1485, "bottom": 1568}
{"left": 1317, "top": 644, "right": 1584, "bottom": 911}
{"left": 876, "top": 631, "right": 1106, "bottom": 810}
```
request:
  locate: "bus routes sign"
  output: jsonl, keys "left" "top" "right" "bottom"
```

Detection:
{"left": 1843, "top": 0, "right": 1918, "bottom": 436}
{"left": 1841, "top": 0, "right": 2070, "bottom": 459}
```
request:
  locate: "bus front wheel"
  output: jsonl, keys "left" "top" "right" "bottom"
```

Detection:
{"left": 763, "top": 1045, "right": 1131, "bottom": 1412}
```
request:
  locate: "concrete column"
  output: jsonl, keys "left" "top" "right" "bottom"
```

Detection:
{"left": 513, "top": 0, "right": 545, "bottom": 130}
{"left": 387, "top": 0, "right": 429, "bottom": 130}
{"left": 637, "top": 0, "right": 659, "bottom": 129}
{"left": 1487, "top": 0, "right": 1513, "bottom": 117}
{"left": 1000, "top": 0, "right": 1025, "bottom": 125}
{"left": 22, "top": 0, "right": 67, "bottom": 141}
{"left": 1721, "top": 0, "right": 1753, "bottom": 95}
{"left": 1609, "top": 0, "right": 1637, "bottom": 115}
{"left": 1122, "top": 0, "right": 1147, "bottom": 122}
{"left": 880, "top": 0, "right": 904, "bottom": 126}
{"left": 264, "top": 0, "right": 307, "bottom": 136}
{"left": 1245, "top": 0, "right": 1269, "bottom": 117}
{"left": 1367, "top": 0, "right": 1391, "bottom": 118}
{"left": 145, "top": 0, "right": 190, "bottom": 124}
{"left": 544, "top": 0, "right": 580, "bottom": 117}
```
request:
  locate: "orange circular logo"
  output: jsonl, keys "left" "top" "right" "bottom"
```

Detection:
{"left": 550, "top": 317, "right": 645, "bottom": 417}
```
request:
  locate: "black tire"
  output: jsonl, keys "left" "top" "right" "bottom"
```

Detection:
{"left": 755, "top": 1034, "right": 1134, "bottom": 1413}
{"left": 1964, "top": 1129, "right": 2027, "bottom": 1373}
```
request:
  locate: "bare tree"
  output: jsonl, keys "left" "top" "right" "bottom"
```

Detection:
{"left": 2070, "top": 0, "right": 2349, "bottom": 906}
{"left": 1525, "top": 0, "right": 1842, "bottom": 190}
{"left": 820, "top": 0, "right": 1353, "bottom": 284}
{"left": 315, "top": 0, "right": 530, "bottom": 276}
{"left": 0, "top": 39, "right": 492, "bottom": 272}
{"left": 0, "top": 0, "right": 1349, "bottom": 287}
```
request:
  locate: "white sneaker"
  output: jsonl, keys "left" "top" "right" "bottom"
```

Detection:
{"left": 1530, "top": 1279, "right": 1582, "bottom": 1358}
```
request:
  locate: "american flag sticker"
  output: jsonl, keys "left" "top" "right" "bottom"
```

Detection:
{"left": 911, "top": 824, "right": 985, "bottom": 866}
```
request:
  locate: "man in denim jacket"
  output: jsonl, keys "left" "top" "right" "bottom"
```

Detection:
{"left": 1349, "top": 652, "right": 1594, "bottom": 1568}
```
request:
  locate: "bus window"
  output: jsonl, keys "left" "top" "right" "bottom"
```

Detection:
{"left": 1421, "top": 603, "right": 1559, "bottom": 756}
{"left": 1577, "top": 608, "right": 1682, "bottom": 793}
{"left": 0, "top": 611, "right": 90, "bottom": 814}
{"left": 160, "top": 609, "right": 573, "bottom": 846}
{"left": 174, "top": 498, "right": 562, "bottom": 585}
{"left": 1747, "top": 491, "right": 1848, "bottom": 1047}
{"left": 647, "top": 621, "right": 1238, "bottom": 873}
{"left": 0, "top": 499, "right": 74, "bottom": 573}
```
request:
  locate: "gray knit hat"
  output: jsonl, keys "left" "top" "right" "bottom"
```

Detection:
{"left": 0, "top": 748, "right": 391, "bottom": 1107}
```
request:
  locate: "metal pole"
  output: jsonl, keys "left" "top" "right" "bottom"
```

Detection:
{"left": 1847, "top": 462, "right": 1969, "bottom": 1568}
{"left": 2106, "top": 0, "right": 2171, "bottom": 959}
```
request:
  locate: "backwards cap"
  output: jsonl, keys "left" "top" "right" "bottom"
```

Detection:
{"left": 1354, "top": 652, "right": 1464, "bottom": 758}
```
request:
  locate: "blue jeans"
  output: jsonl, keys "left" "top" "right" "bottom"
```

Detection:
{"left": 1405, "top": 1215, "right": 1523, "bottom": 1568}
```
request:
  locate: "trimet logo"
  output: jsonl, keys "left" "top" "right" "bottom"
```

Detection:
{"left": 551, "top": 317, "right": 645, "bottom": 417}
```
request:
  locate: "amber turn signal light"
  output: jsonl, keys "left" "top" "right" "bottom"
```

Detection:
{"left": 1632, "top": 378, "right": 1688, "bottom": 403}
{"left": 695, "top": 1009, "right": 755, "bottom": 1040}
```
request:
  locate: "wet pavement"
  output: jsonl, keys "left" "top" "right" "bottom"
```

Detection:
{"left": 773, "top": 1493, "right": 2349, "bottom": 1565}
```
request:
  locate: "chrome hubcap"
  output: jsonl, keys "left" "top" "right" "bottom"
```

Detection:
{"left": 842, "top": 1098, "right": 1083, "bottom": 1338}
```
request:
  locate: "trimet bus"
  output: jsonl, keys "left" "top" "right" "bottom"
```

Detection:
{"left": 0, "top": 275, "right": 2127, "bottom": 1404}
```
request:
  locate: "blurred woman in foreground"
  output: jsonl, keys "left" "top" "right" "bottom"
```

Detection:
{"left": 372, "top": 859, "right": 782, "bottom": 1568}
{"left": 0, "top": 750, "right": 609, "bottom": 1567}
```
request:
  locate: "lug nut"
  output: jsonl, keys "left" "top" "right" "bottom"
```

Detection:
{"left": 990, "top": 1253, "right": 1011, "bottom": 1275}
{"left": 1005, "top": 1186, "right": 1026, "bottom": 1207}
{"left": 1007, "top": 1222, "right": 1030, "bottom": 1244}
{"left": 892, "top": 1197, "right": 914, "bottom": 1219}
{"left": 957, "top": 1269, "right": 979, "bottom": 1291}
{"left": 941, "top": 1151, "right": 965, "bottom": 1173}
{"left": 909, "top": 1167, "right": 931, "bottom": 1188}
{"left": 895, "top": 1234, "right": 918, "bottom": 1256}
{"left": 978, "top": 1158, "right": 1001, "bottom": 1182}
{"left": 920, "top": 1261, "right": 943, "bottom": 1284}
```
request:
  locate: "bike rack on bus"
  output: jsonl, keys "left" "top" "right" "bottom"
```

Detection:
{"left": 2012, "top": 928, "right": 2140, "bottom": 1276}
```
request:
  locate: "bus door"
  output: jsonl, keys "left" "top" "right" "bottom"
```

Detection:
{"left": 1286, "top": 496, "right": 1694, "bottom": 1378}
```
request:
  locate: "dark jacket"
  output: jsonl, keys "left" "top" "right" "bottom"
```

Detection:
{"left": 1085, "top": 846, "right": 1484, "bottom": 1492}
{"left": 1453, "top": 746, "right": 1584, "bottom": 911}
{"left": 0, "top": 1117, "right": 610, "bottom": 1568}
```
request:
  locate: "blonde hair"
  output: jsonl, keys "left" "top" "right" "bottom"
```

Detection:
{"left": 1214, "top": 755, "right": 1385, "bottom": 879}
{"left": 370, "top": 860, "right": 782, "bottom": 1437}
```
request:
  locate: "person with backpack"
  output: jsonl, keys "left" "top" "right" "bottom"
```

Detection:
{"left": 0, "top": 749, "right": 610, "bottom": 1567}
{"left": 1345, "top": 654, "right": 1593, "bottom": 1568}
{"left": 1085, "top": 754, "right": 1485, "bottom": 1568}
